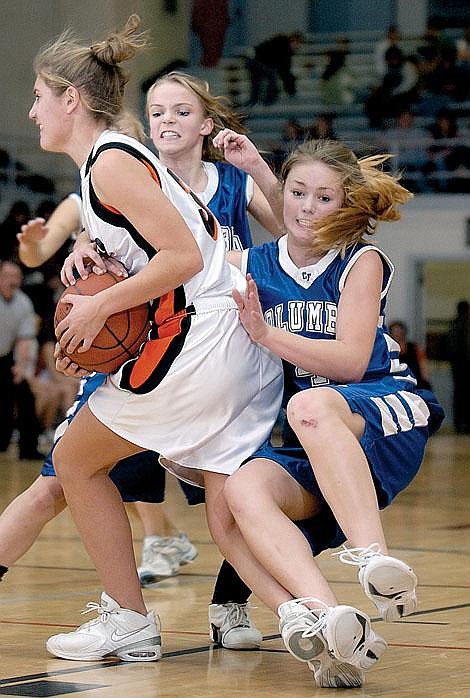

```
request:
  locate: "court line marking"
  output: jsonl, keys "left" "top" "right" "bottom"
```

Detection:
{"left": 1, "top": 601, "right": 469, "bottom": 687}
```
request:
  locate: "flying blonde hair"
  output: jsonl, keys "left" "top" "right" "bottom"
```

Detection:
{"left": 33, "top": 14, "right": 147, "bottom": 127}
{"left": 280, "top": 139, "right": 413, "bottom": 256}
{"left": 146, "top": 71, "right": 247, "bottom": 161}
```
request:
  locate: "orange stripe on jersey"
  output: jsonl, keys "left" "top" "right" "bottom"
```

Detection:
{"left": 128, "top": 310, "right": 190, "bottom": 389}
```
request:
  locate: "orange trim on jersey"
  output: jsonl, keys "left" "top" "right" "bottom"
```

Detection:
{"left": 128, "top": 288, "right": 190, "bottom": 390}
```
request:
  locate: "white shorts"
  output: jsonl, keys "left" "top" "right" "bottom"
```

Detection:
{"left": 88, "top": 304, "right": 283, "bottom": 484}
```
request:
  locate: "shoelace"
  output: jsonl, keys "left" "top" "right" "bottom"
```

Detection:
{"left": 76, "top": 601, "right": 114, "bottom": 630}
{"left": 283, "top": 597, "right": 329, "bottom": 639}
{"left": 333, "top": 543, "right": 382, "bottom": 567}
{"left": 224, "top": 602, "right": 255, "bottom": 628}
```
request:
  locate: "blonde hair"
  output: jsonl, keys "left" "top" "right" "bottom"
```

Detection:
{"left": 33, "top": 14, "right": 147, "bottom": 127}
{"left": 146, "top": 71, "right": 246, "bottom": 161}
{"left": 280, "top": 139, "right": 413, "bottom": 256}
{"left": 114, "top": 109, "right": 145, "bottom": 143}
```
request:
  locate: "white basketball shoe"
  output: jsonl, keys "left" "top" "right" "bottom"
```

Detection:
{"left": 209, "top": 602, "right": 263, "bottom": 649}
{"left": 46, "top": 592, "right": 161, "bottom": 661}
{"left": 337, "top": 544, "right": 418, "bottom": 622}
{"left": 138, "top": 532, "right": 198, "bottom": 586}
{"left": 279, "top": 598, "right": 387, "bottom": 687}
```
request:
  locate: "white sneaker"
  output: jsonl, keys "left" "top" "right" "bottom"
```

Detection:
{"left": 138, "top": 532, "right": 198, "bottom": 586}
{"left": 209, "top": 602, "right": 263, "bottom": 649}
{"left": 337, "top": 544, "right": 418, "bottom": 622}
{"left": 46, "top": 592, "right": 161, "bottom": 662}
{"left": 279, "top": 598, "right": 363, "bottom": 688}
{"left": 279, "top": 598, "right": 386, "bottom": 681}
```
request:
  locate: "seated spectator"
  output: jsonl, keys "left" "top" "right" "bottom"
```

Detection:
{"left": 0, "top": 259, "right": 41, "bottom": 460}
{"left": 366, "top": 46, "right": 419, "bottom": 128}
{"left": 389, "top": 321, "right": 431, "bottom": 389}
{"left": 375, "top": 25, "right": 401, "bottom": 77}
{"left": 422, "top": 109, "right": 470, "bottom": 192}
{"left": 382, "top": 110, "right": 427, "bottom": 191}
{"left": 455, "top": 25, "right": 470, "bottom": 66}
{"left": 319, "top": 48, "right": 356, "bottom": 106}
{"left": 269, "top": 118, "right": 305, "bottom": 172}
{"left": 304, "top": 112, "right": 337, "bottom": 140}
{"left": 424, "top": 47, "right": 469, "bottom": 103}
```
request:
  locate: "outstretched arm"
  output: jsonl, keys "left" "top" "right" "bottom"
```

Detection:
{"left": 17, "top": 195, "right": 81, "bottom": 268}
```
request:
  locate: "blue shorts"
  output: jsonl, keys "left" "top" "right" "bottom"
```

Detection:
{"left": 41, "top": 373, "right": 204, "bottom": 506}
{"left": 250, "top": 377, "right": 444, "bottom": 556}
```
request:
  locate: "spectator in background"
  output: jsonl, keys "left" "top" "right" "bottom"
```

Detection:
{"left": 381, "top": 109, "right": 427, "bottom": 191}
{"left": 191, "top": 0, "right": 229, "bottom": 68}
{"left": 319, "top": 46, "right": 356, "bottom": 106}
{"left": 304, "top": 112, "right": 336, "bottom": 140}
{"left": 422, "top": 109, "right": 470, "bottom": 192}
{"left": 366, "top": 46, "right": 419, "bottom": 128}
{"left": 269, "top": 118, "right": 305, "bottom": 171}
{"left": 246, "top": 32, "right": 303, "bottom": 106}
{"left": 0, "top": 259, "right": 41, "bottom": 460}
{"left": 456, "top": 25, "right": 470, "bottom": 67}
{"left": 417, "top": 16, "right": 454, "bottom": 63}
{"left": 447, "top": 300, "right": 470, "bottom": 434}
{"left": 0, "top": 201, "right": 31, "bottom": 261}
{"left": 375, "top": 25, "right": 401, "bottom": 77}
{"left": 389, "top": 321, "right": 431, "bottom": 390}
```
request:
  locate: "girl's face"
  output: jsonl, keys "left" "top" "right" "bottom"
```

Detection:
{"left": 29, "top": 77, "right": 69, "bottom": 152}
{"left": 147, "top": 81, "right": 213, "bottom": 158}
{"left": 283, "top": 160, "right": 343, "bottom": 243}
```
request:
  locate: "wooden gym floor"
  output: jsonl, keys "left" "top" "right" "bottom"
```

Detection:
{"left": 0, "top": 432, "right": 469, "bottom": 697}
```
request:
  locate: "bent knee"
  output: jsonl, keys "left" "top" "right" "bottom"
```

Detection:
{"left": 30, "top": 477, "right": 66, "bottom": 518}
{"left": 287, "top": 389, "right": 338, "bottom": 429}
{"left": 224, "top": 467, "right": 273, "bottom": 520}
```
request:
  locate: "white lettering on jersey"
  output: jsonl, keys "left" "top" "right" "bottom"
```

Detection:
{"left": 264, "top": 300, "right": 337, "bottom": 335}
{"left": 295, "top": 366, "right": 330, "bottom": 387}
{"left": 221, "top": 225, "right": 243, "bottom": 251}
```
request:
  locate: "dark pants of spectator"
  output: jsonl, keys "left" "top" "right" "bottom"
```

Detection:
{"left": 451, "top": 362, "right": 470, "bottom": 433}
{"left": 246, "top": 58, "right": 296, "bottom": 106}
{"left": 0, "top": 352, "right": 40, "bottom": 458}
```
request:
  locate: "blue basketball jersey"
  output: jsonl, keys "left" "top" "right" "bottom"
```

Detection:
{"left": 204, "top": 161, "right": 253, "bottom": 251}
{"left": 244, "top": 236, "right": 414, "bottom": 406}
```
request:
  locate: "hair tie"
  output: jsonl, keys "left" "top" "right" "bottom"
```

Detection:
{"left": 366, "top": 217, "right": 376, "bottom": 234}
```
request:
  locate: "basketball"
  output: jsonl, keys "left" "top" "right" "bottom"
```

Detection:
{"left": 54, "top": 270, "right": 151, "bottom": 373}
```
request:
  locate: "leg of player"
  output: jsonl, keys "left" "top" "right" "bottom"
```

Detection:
{"left": 287, "top": 387, "right": 418, "bottom": 622}
{"left": 0, "top": 475, "right": 66, "bottom": 577}
{"left": 135, "top": 499, "right": 198, "bottom": 585}
{"left": 205, "top": 470, "right": 385, "bottom": 688}
{"left": 209, "top": 560, "right": 262, "bottom": 650}
{"left": 47, "top": 404, "right": 161, "bottom": 662}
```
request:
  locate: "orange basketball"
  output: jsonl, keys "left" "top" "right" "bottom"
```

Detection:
{"left": 54, "top": 270, "right": 151, "bottom": 373}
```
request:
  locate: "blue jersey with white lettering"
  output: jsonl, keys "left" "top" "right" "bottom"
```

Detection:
{"left": 206, "top": 161, "right": 253, "bottom": 251}
{"left": 245, "top": 235, "right": 444, "bottom": 556}
{"left": 244, "top": 235, "right": 414, "bottom": 406}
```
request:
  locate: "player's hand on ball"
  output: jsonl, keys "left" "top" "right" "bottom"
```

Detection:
{"left": 55, "top": 294, "right": 106, "bottom": 354}
{"left": 61, "top": 243, "right": 128, "bottom": 286}
{"left": 54, "top": 343, "right": 90, "bottom": 377}
{"left": 233, "top": 274, "right": 269, "bottom": 344}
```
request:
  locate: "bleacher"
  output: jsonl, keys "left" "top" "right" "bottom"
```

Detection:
{"left": 192, "top": 28, "right": 470, "bottom": 192}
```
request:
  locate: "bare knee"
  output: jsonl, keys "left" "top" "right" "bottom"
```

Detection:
{"left": 26, "top": 477, "right": 66, "bottom": 520}
{"left": 287, "top": 389, "right": 337, "bottom": 431}
{"left": 224, "top": 469, "right": 270, "bottom": 523}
